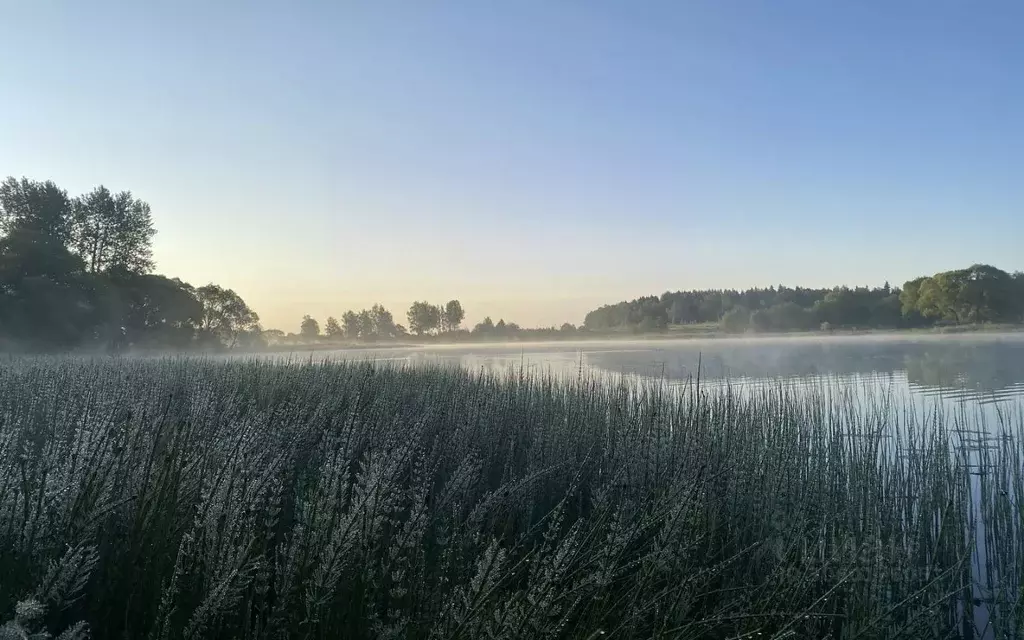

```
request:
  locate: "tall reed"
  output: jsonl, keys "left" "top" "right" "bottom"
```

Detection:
{"left": 0, "top": 356, "right": 1017, "bottom": 639}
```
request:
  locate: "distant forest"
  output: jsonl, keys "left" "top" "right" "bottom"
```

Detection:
{"left": 0, "top": 177, "right": 262, "bottom": 352}
{"left": 583, "top": 264, "right": 1024, "bottom": 334}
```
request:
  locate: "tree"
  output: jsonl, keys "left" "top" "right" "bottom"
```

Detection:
{"left": 908, "top": 265, "right": 1018, "bottom": 325}
{"left": 0, "top": 177, "right": 74, "bottom": 246}
{"left": 764, "top": 302, "right": 815, "bottom": 331}
{"left": 916, "top": 273, "right": 966, "bottom": 324}
{"left": 262, "top": 328, "right": 286, "bottom": 344}
{"left": 324, "top": 316, "right": 342, "bottom": 338}
{"left": 194, "top": 284, "right": 260, "bottom": 348}
{"left": 0, "top": 175, "right": 266, "bottom": 352}
{"left": 442, "top": 300, "right": 465, "bottom": 332}
{"left": 341, "top": 310, "right": 360, "bottom": 339}
{"left": 959, "top": 264, "right": 1017, "bottom": 323}
{"left": 749, "top": 308, "right": 772, "bottom": 332}
{"left": 300, "top": 315, "right": 320, "bottom": 339}
{"left": 407, "top": 301, "right": 441, "bottom": 336}
{"left": 0, "top": 225, "right": 85, "bottom": 284}
{"left": 473, "top": 316, "right": 495, "bottom": 334}
{"left": 1015, "top": 272, "right": 1024, "bottom": 321}
{"left": 357, "top": 309, "right": 374, "bottom": 338}
{"left": 111, "top": 274, "right": 204, "bottom": 349}
{"left": 370, "top": 304, "right": 397, "bottom": 338}
{"left": 71, "top": 186, "right": 155, "bottom": 274}
{"left": 0, "top": 179, "right": 90, "bottom": 350}
{"left": 720, "top": 307, "right": 750, "bottom": 333}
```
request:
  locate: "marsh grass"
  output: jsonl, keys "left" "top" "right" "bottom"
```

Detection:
{"left": 0, "top": 356, "right": 1018, "bottom": 639}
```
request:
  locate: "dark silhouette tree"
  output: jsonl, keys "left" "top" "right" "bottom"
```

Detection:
{"left": 0, "top": 177, "right": 74, "bottom": 246}
{"left": 0, "top": 175, "right": 259, "bottom": 352}
{"left": 71, "top": 186, "right": 155, "bottom": 274}
{"left": 370, "top": 304, "right": 396, "bottom": 338}
{"left": 341, "top": 310, "right": 360, "bottom": 339}
{"left": 300, "top": 315, "right": 320, "bottom": 339}
{"left": 442, "top": 299, "right": 465, "bottom": 332}
{"left": 407, "top": 301, "right": 441, "bottom": 336}
{"left": 473, "top": 316, "right": 495, "bottom": 334}
{"left": 324, "top": 316, "right": 342, "bottom": 338}
{"left": 195, "top": 284, "right": 260, "bottom": 348}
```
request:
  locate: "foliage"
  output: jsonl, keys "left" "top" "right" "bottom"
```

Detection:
{"left": 300, "top": 315, "right": 320, "bottom": 339}
{"left": 324, "top": 316, "right": 342, "bottom": 338}
{"left": 369, "top": 304, "right": 397, "bottom": 338}
{"left": 329, "top": 305, "right": 403, "bottom": 341}
{"left": 473, "top": 316, "right": 495, "bottom": 334}
{"left": 585, "top": 264, "right": 1024, "bottom": 334}
{"left": 908, "top": 264, "right": 1022, "bottom": 324}
{"left": 0, "top": 176, "right": 259, "bottom": 352}
{"left": 195, "top": 284, "right": 261, "bottom": 348}
{"left": 720, "top": 307, "right": 750, "bottom": 333}
{"left": 262, "top": 329, "right": 286, "bottom": 345}
{"left": 0, "top": 177, "right": 74, "bottom": 247}
{"left": 442, "top": 299, "right": 465, "bottom": 332}
{"left": 0, "top": 357, "right": 1017, "bottom": 638}
{"left": 341, "top": 311, "right": 361, "bottom": 339}
{"left": 407, "top": 301, "right": 442, "bottom": 336}
{"left": 70, "top": 186, "right": 155, "bottom": 274}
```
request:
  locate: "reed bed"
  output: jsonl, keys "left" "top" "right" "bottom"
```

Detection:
{"left": 0, "top": 356, "right": 1018, "bottom": 639}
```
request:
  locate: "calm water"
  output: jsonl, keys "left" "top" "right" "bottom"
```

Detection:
{"left": 326, "top": 333, "right": 1024, "bottom": 408}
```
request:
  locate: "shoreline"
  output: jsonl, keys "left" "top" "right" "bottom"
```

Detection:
{"left": 249, "top": 323, "right": 1024, "bottom": 354}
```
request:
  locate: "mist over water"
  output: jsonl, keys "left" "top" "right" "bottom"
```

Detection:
{"left": 310, "top": 333, "right": 1024, "bottom": 408}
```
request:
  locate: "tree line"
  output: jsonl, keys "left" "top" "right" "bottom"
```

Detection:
{"left": 280, "top": 301, "right": 586, "bottom": 344}
{"left": 8, "top": 174, "right": 1019, "bottom": 351}
{"left": 584, "top": 264, "right": 1024, "bottom": 334}
{"left": 0, "top": 176, "right": 261, "bottom": 352}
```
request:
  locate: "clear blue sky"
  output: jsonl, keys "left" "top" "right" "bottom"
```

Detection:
{"left": 2, "top": 1, "right": 1021, "bottom": 330}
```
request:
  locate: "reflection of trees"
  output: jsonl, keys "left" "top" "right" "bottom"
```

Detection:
{"left": 584, "top": 338, "right": 1024, "bottom": 396}
{"left": 904, "top": 343, "right": 1024, "bottom": 395}
{"left": 585, "top": 340, "right": 903, "bottom": 381}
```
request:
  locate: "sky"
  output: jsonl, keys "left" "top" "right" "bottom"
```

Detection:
{"left": 2, "top": 1, "right": 1023, "bottom": 331}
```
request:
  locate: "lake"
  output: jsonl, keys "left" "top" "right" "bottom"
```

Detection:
{"left": 320, "top": 332, "right": 1024, "bottom": 408}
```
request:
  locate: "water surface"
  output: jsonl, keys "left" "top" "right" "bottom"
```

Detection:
{"left": 324, "top": 333, "right": 1024, "bottom": 407}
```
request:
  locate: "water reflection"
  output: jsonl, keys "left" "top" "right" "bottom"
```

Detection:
{"left": 312, "top": 334, "right": 1024, "bottom": 406}
{"left": 579, "top": 335, "right": 1024, "bottom": 404}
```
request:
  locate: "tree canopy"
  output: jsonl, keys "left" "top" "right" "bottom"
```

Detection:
{"left": 584, "top": 265, "right": 1024, "bottom": 334}
{"left": 0, "top": 176, "right": 260, "bottom": 352}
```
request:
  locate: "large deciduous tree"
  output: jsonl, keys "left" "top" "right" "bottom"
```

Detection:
{"left": 300, "top": 315, "right": 320, "bottom": 339}
{"left": 71, "top": 186, "right": 156, "bottom": 274}
{"left": 369, "top": 304, "right": 396, "bottom": 338}
{"left": 324, "top": 316, "right": 342, "bottom": 338}
{"left": 195, "top": 284, "right": 260, "bottom": 348}
{"left": 0, "top": 177, "right": 74, "bottom": 247}
{"left": 341, "top": 310, "right": 360, "bottom": 339}
{"left": 407, "top": 301, "right": 441, "bottom": 336}
{"left": 107, "top": 274, "right": 204, "bottom": 349}
{"left": 442, "top": 299, "right": 465, "bottom": 332}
